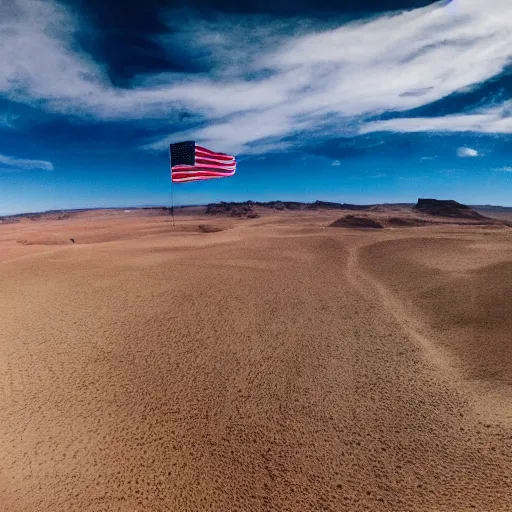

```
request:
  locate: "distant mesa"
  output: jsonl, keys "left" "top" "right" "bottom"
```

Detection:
{"left": 414, "top": 198, "right": 485, "bottom": 219}
{"left": 329, "top": 215, "right": 384, "bottom": 229}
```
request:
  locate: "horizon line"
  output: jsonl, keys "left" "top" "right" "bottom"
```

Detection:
{"left": 2, "top": 199, "right": 512, "bottom": 218}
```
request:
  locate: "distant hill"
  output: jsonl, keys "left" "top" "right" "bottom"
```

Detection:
{"left": 472, "top": 205, "right": 512, "bottom": 222}
{"left": 0, "top": 207, "right": 174, "bottom": 224}
{"left": 329, "top": 215, "right": 384, "bottom": 229}
{"left": 414, "top": 199, "right": 486, "bottom": 219}
{"left": 471, "top": 205, "right": 512, "bottom": 212}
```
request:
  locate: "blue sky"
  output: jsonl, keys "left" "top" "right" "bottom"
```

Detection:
{"left": 0, "top": 0, "right": 511, "bottom": 215}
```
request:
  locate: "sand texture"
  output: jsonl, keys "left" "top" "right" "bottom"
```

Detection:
{"left": 0, "top": 209, "right": 511, "bottom": 511}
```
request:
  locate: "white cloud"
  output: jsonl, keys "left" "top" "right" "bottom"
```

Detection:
{"left": 331, "top": 160, "right": 341, "bottom": 166}
{"left": 457, "top": 146, "right": 479, "bottom": 157}
{"left": 0, "top": 153, "right": 53, "bottom": 172}
{"left": 360, "top": 102, "right": 512, "bottom": 135}
{"left": 495, "top": 166, "right": 512, "bottom": 172}
{"left": 0, "top": 0, "right": 511, "bottom": 152}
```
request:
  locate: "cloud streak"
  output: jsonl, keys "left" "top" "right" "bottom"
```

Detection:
{"left": 360, "top": 102, "right": 512, "bottom": 135}
{"left": 0, "top": 0, "right": 511, "bottom": 153}
{"left": 0, "top": 154, "right": 53, "bottom": 172}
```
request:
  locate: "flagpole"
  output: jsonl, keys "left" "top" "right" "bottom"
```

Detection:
{"left": 169, "top": 145, "right": 176, "bottom": 231}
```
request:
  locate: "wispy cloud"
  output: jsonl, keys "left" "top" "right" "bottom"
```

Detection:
{"left": 0, "top": 154, "right": 53, "bottom": 172}
{"left": 0, "top": 0, "right": 511, "bottom": 153}
{"left": 331, "top": 160, "right": 341, "bottom": 167}
{"left": 495, "top": 166, "right": 512, "bottom": 172}
{"left": 0, "top": 113, "right": 21, "bottom": 129}
{"left": 457, "top": 146, "right": 479, "bottom": 157}
{"left": 360, "top": 102, "right": 512, "bottom": 135}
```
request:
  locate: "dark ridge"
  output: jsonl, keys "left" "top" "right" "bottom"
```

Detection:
{"left": 0, "top": 216, "right": 21, "bottom": 224}
{"left": 386, "top": 217, "right": 429, "bottom": 227}
{"left": 205, "top": 202, "right": 258, "bottom": 218}
{"left": 198, "top": 225, "right": 224, "bottom": 233}
{"left": 204, "top": 200, "right": 376, "bottom": 216}
{"left": 205, "top": 200, "right": 310, "bottom": 217}
{"left": 308, "top": 200, "right": 373, "bottom": 210}
{"left": 329, "top": 215, "right": 384, "bottom": 229}
{"left": 414, "top": 199, "right": 486, "bottom": 219}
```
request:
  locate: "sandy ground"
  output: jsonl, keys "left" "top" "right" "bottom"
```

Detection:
{"left": 0, "top": 210, "right": 511, "bottom": 511}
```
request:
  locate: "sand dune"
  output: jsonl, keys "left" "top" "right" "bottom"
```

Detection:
{"left": 0, "top": 210, "right": 511, "bottom": 511}
{"left": 359, "top": 235, "right": 512, "bottom": 404}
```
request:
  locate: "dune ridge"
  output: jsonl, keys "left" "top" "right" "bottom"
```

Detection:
{"left": 358, "top": 235, "right": 512, "bottom": 411}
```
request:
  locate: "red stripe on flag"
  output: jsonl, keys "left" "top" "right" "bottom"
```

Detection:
{"left": 173, "top": 164, "right": 235, "bottom": 172}
{"left": 195, "top": 146, "right": 234, "bottom": 161}
{"left": 195, "top": 156, "right": 235, "bottom": 166}
{"left": 172, "top": 168, "right": 235, "bottom": 178}
{"left": 172, "top": 174, "right": 228, "bottom": 182}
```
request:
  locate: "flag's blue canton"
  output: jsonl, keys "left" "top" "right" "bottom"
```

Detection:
{"left": 170, "top": 141, "right": 195, "bottom": 167}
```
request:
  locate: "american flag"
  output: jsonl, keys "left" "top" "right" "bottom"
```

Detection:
{"left": 170, "top": 141, "right": 236, "bottom": 183}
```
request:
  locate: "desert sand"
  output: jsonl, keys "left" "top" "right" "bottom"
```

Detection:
{"left": 0, "top": 207, "right": 511, "bottom": 511}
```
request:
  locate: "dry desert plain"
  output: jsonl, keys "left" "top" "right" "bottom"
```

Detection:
{"left": 0, "top": 205, "right": 512, "bottom": 511}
